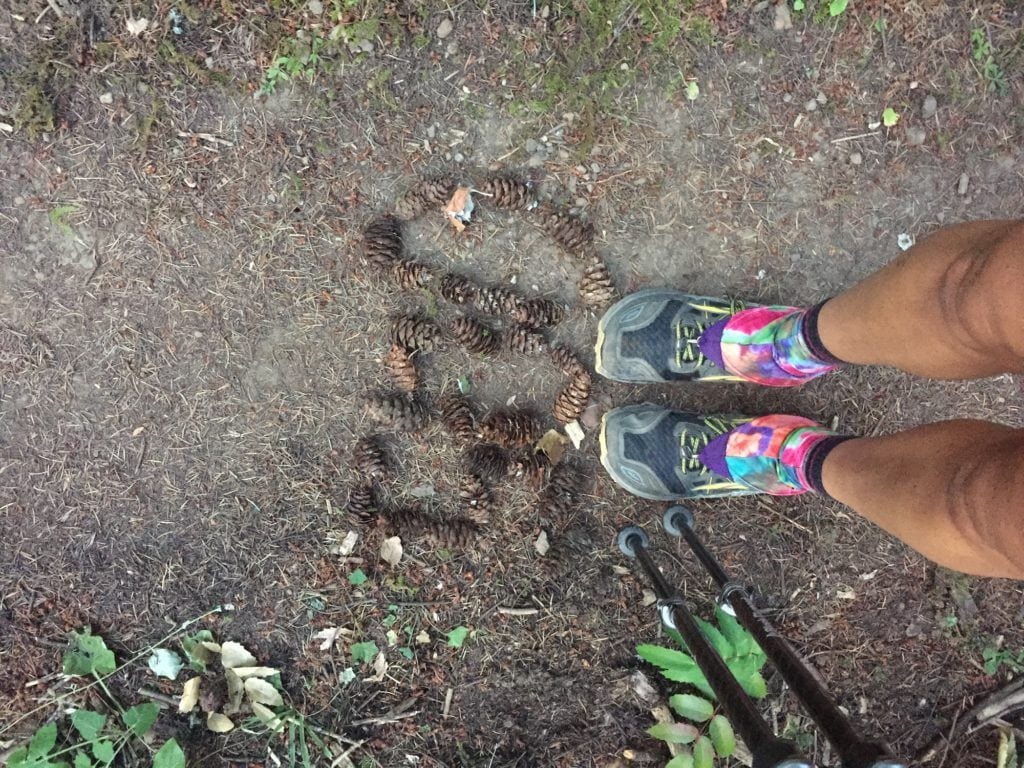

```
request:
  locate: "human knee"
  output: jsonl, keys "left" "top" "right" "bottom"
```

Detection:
{"left": 937, "top": 220, "right": 1024, "bottom": 363}
{"left": 944, "top": 429, "right": 1024, "bottom": 576}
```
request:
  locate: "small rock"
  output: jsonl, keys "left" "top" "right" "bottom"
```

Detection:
{"left": 922, "top": 95, "right": 937, "bottom": 119}
{"left": 782, "top": 93, "right": 792, "bottom": 103}
{"left": 803, "top": 99, "right": 818, "bottom": 112}
{"left": 906, "top": 126, "right": 927, "bottom": 146}
{"left": 905, "top": 621, "right": 924, "bottom": 638}
{"left": 527, "top": 152, "right": 546, "bottom": 168}
{"left": 99, "top": 92, "right": 113, "bottom": 105}
{"left": 307, "top": 0, "right": 322, "bottom": 13}
{"left": 453, "top": 152, "right": 464, "bottom": 163}
{"left": 773, "top": 2, "right": 793, "bottom": 30}
{"left": 525, "top": 138, "right": 539, "bottom": 153}
{"left": 436, "top": 18, "right": 453, "bottom": 39}
{"left": 957, "top": 172, "right": 969, "bottom": 196}
{"left": 849, "top": 152, "right": 863, "bottom": 166}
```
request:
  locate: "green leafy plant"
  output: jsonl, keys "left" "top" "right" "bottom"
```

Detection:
{"left": 446, "top": 626, "right": 471, "bottom": 649}
{"left": 970, "top": 27, "right": 1008, "bottom": 95}
{"left": 48, "top": 205, "right": 78, "bottom": 238}
{"left": 881, "top": 107, "right": 900, "bottom": 127}
{"left": 828, "top": 0, "right": 849, "bottom": 16}
{"left": 260, "top": 33, "right": 326, "bottom": 96}
{"left": 638, "top": 608, "right": 767, "bottom": 767}
{"left": 982, "top": 644, "right": 1024, "bottom": 676}
{"left": 8, "top": 631, "right": 185, "bottom": 768}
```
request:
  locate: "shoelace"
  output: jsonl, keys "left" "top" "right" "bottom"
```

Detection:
{"left": 675, "top": 299, "right": 747, "bottom": 367}
{"left": 679, "top": 417, "right": 734, "bottom": 474}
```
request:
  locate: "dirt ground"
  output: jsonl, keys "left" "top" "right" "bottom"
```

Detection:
{"left": 2, "top": 1, "right": 1023, "bottom": 766}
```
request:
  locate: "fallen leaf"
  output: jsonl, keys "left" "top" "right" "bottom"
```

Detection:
{"left": 364, "top": 651, "right": 388, "bottom": 683}
{"left": 534, "top": 530, "right": 550, "bottom": 556}
{"left": 564, "top": 420, "right": 585, "bottom": 449}
{"left": 336, "top": 531, "right": 359, "bottom": 556}
{"left": 642, "top": 589, "right": 657, "bottom": 607}
{"left": 126, "top": 17, "right": 149, "bottom": 36}
{"left": 220, "top": 641, "right": 256, "bottom": 668}
{"left": 231, "top": 665, "right": 280, "bottom": 678}
{"left": 224, "top": 669, "right": 244, "bottom": 715}
{"left": 409, "top": 484, "right": 435, "bottom": 498}
{"left": 339, "top": 667, "right": 357, "bottom": 686}
{"left": 535, "top": 429, "right": 568, "bottom": 465}
{"left": 415, "top": 630, "right": 431, "bottom": 645}
{"left": 380, "top": 536, "right": 403, "bottom": 566}
{"left": 179, "top": 677, "right": 201, "bottom": 713}
{"left": 206, "top": 712, "right": 235, "bottom": 733}
{"left": 251, "top": 702, "right": 283, "bottom": 732}
{"left": 386, "top": 629, "right": 399, "bottom": 646}
{"left": 313, "top": 627, "right": 351, "bottom": 652}
{"left": 244, "top": 677, "right": 284, "bottom": 707}
{"left": 148, "top": 648, "right": 183, "bottom": 680}
{"left": 199, "top": 640, "right": 222, "bottom": 653}
{"left": 443, "top": 186, "right": 474, "bottom": 232}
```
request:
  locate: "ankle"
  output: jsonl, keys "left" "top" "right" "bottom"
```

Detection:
{"left": 699, "top": 303, "right": 844, "bottom": 387}
{"left": 699, "top": 415, "right": 850, "bottom": 495}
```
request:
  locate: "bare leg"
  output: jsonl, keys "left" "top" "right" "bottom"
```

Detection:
{"left": 815, "top": 220, "right": 1024, "bottom": 577}
{"left": 822, "top": 424, "right": 1024, "bottom": 578}
{"left": 819, "top": 220, "right": 1024, "bottom": 377}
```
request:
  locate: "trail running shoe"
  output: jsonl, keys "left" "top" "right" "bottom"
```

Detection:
{"left": 600, "top": 403, "right": 757, "bottom": 500}
{"left": 595, "top": 288, "right": 754, "bottom": 383}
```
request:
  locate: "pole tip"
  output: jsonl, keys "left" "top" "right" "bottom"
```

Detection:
{"left": 663, "top": 505, "right": 694, "bottom": 537}
{"left": 616, "top": 526, "right": 649, "bottom": 558}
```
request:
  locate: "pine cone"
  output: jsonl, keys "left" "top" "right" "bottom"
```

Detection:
{"left": 479, "top": 175, "right": 534, "bottom": 210}
{"left": 578, "top": 257, "right": 616, "bottom": 308}
{"left": 534, "top": 202, "right": 594, "bottom": 255}
{"left": 395, "top": 176, "right": 458, "bottom": 219}
{"left": 552, "top": 369, "right": 591, "bottom": 425}
{"left": 361, "top": 215, "right": 403, "bottom": 268}
{"left": 461, "top": 443, "right": 510, "bottom": 483}
{"left": 475, "top": 285, "right": 523, "bottom": 316}
{"left": 352, "top": 436, "right": 389, "bottom": 480}
{"left": 392, "top": 314, "right": 442, "bottom": 352}
{"left": 346, "top": 483, "right": 378, "bottom": 525}
{"left": 536, "top": 463, "right": 589, "bottom": 525}
{"left": 384, "top": 343, "right": 418, "bottom": 393}
{"left": 514, "top": 297, "right": 564, "bottom": 329}
{"left": 391, "top": 259, "right": 434, "bottom": 290}
{"left": 391, "top": 510, "right": 480, "bottom": 549}
{"left": 366, "top": 392, "right": 428, "bottom": 430}
{"left": 438, "top": 392, "right": 475, "bottom": 442}
{"left": 479, "top": 408, "right": 540, "bottom": 449}
{"left": 508, "top": 449, "right": 549, "bottom": 490}
{"left": 550, "top": 345, "right": 587, "bottom": 377}
{"left": 458, "top": 474, "right": 492, "bottom": 525}
{"left": 505, "top": 324, "right": 547, "bottom": 355}
{"left": 539, "top": 528, "right": 592, "bottom": 577}
{"left": 450, "top": 316, "right": 500, "bottom": 355}
{"left": 439, "top": 272, "right": 479, "bottom": 305}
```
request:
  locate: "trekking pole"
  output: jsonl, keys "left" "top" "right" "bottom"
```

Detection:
{"left": 617, "top": 525, "right": 813, "bottom": 768}
{"left": 661, "top": 505, "right": 906, "bottom": 768}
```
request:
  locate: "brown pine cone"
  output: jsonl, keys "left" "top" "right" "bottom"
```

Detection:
{"left": 391, "top": 259, "right": 434, "bottom": 290}
{"left": 475, "top": 285, "right": 523, "bottom": 316}
{"left": 552, "top": 369, "right": 592, "bottom": 425}
{"left": 438, "top": 392, "right": 475, "bottom": 442}
{"left": 578, "top": 257, "right": 616, "bottom": 308}
{"left": 384, "top": 343, "right": 418, "bottom": 393}
{"left": 450, "top": 316, "right": 500, "bottom": 354}
{"left": 533, "top": 202, "right": 594, "bottom": 255}
{"left": 439, "top": 272, "right": 479, "bottom": 305}
{"left": 395, "top": 176, "right": 458, "bottom": 219}
{"left": 461, "top": 443, "right": 510, "bottom": 483}
{"left": 458, "top": 474, "right": 493, "bottom": 525}
{"left": 544, "top": 460, "right": 590, "bottom": 502}
{"left": 366, "top": 392, "right": 428, "bottom": 431}
{"left": 479, "top": 175, "right": 534, "bottom": 210}
{"left": 391, "top": 510, "right": 480, "bottom": 549}
{"left": 361, "top": 215, "right": 403, "bottom": 268}
{"left": 513, "top": 297, "right": 564, "bottom": 329}
{"left": 549, "top": 344, "right": 587, "bottom": 377}
{"left": 479, "top": 408, "right": 540, "bottom": 449}
{"left": 392, "top": 314, "right": 442, "bottom": 352}
{"left": 352, "top": 436, "right": 389, "bottom": 480}
{"left": 346, "top": 483, "right": 378, "bottom": 525}
{"left": 508, "top": 449, "right": 549, "bottom": 490}
{"left": 505, "top": 324, "right": 547, "bottom": 355}
{"left": 539, "top": 527, "right": 592, "bottom": 577}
